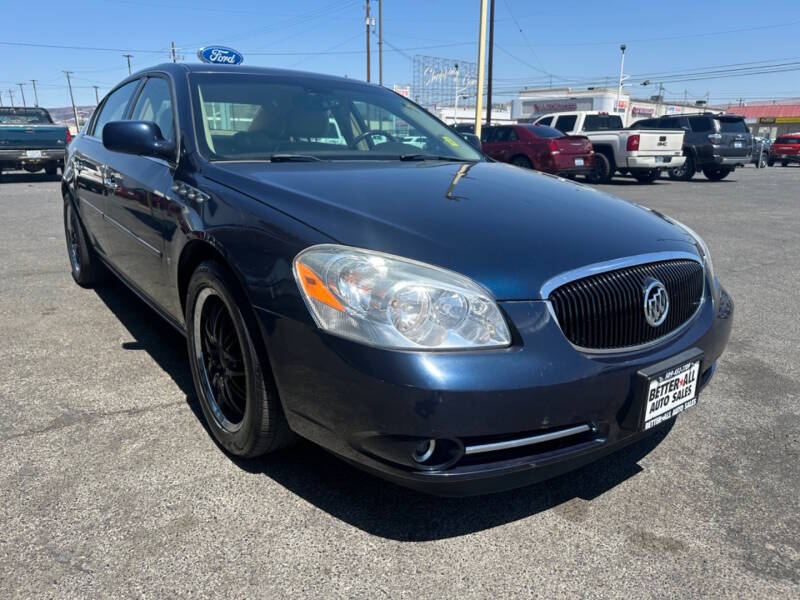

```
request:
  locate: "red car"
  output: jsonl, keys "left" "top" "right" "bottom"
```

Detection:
{"left": 481, "top": 124, "right": 594, "bottom": 177}
{"left": 768, "top": 133, "right": 800, "bottom": 166}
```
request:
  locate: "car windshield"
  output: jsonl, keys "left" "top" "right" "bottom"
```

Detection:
{"left": 190, "top": 73, "right": 482, "bottom": 162}
{"left": 0, "top": 107, "right": 53, "bottom": 125}
{"left": 523, "top": 125, "right": 563, "bottom": 138}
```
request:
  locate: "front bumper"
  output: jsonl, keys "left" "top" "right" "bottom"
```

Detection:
{"left": 257, "top": 285, "right": 733, "bottom": 496}
{"left": 626, "top": 155, "right": 685, "bottom": 169}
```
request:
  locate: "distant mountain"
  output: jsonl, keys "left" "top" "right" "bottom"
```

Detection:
{"left": 46, "top": 105, "right": 96, "bottom": 129}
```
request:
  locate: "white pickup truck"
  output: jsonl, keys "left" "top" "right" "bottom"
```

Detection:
{"left": 531, "top": 111, "right": 686, "bottom": 183}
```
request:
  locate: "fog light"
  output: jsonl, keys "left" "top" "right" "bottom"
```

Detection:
{"left": 412, "top": 439, "right": 436, "bottom": 463}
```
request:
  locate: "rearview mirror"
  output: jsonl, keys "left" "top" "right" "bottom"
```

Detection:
{"left": 459, "top": 133, "right": 482, "bottom": 150}
{"left": 102, "top": 121, "right": 176, "bottom": 161}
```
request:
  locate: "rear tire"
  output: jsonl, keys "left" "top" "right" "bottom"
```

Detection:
{"left": 702, "top": 167, "right": 731, "bottom": 181}
{"left": 586, "top": 152, "right": 612, "bottom": 183}
{"left": 782, "top": 161, "right": 789, "bottom": 167}
{"left": 767, "top": 157, "right": 775, "bottom": 167}
{"left": 632, "top": 169, "right": 659, "bottom": 183}
{"left": 668, "top": 153, "right": 695, "bottom": 181}
{"left": 63, "top": 194, "right": 104, "bottom": 287}
{"left": 510, "top": 155, "right": 532, "bottom": 169}
{"left": 185, "top": 260, "right": 294, "bottom": 458}
{"left": 45, "top": 164, "right": 58, "bottom": 176}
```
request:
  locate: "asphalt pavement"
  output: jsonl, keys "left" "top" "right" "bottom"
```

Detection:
{"left": 0, "top": 166, "right": 798, "bottom": 598}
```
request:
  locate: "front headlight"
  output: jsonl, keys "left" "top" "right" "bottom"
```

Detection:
{"left": 293, "top": 245, "right": 511, "bottom": 350}
{"left": 668, "top": 217, "right": 715, "bottom": 283}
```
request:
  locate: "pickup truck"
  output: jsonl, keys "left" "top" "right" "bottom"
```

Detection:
{"left": 531, "top": 111, "right": 685, "bottom": 183}
{"left": 0, "top": 107, "right": 70, "bottom": 179}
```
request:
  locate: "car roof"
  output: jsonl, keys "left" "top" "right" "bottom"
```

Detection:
{"left": 129, "top": 62, "right": 366, "bottom": 86}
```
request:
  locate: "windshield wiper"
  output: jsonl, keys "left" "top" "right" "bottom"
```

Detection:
{"left": 269, "top": 153, "right": 324, "bottom": 162}
{"left": 398, "top": 154, "right": 474, "bottom": 162}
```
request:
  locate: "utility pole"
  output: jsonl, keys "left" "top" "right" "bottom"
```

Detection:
{"left": 453, "top": 64, "right": 459, "bottom": 124}
{"left": 365, "top": 0, "right": 371, "bottom": 82}
{"left": 683, "top": 89, "right": 687, "bottom": 105}
{"left": 17, "top": 83, "right": 27, "bottom": 108}
{"left": 0, "top": 91, "right": 3, "bottom": 107}
{"left": 657, "top": 82, "right": 664, "bottom": 116}
{"left": 8, "top": 89, "right": 15, "bottom": 108}
{"left": 64, "top": 71, "right": 80, "bottom": 131}
{"left": 123, "top": 53, "right": 133, "bottom": 75}
{"left": 378, "top": 0, "right": 383, "bottom": 85}
{"left": 171, "top": 42, "right": 177, "bottom": 63}
{"left": 486, "top": 0, "right": 495, "bottom": 125}
{"left": 616, "top": 44, "right": 626, "bottom": 115}
{"left": 474, "top": 0, "right": 488, "bottom": 138}
{"left": 93, "top": 86, "right": 100, "bottom": 105}
{"left": 30, "top": 80, "right": 39, "bottom": 106}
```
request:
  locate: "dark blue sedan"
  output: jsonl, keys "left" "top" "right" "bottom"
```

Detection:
{"left": 61, "top": 63, "right": 733, "bottom": 495}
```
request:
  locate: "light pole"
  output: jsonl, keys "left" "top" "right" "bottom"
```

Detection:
{"left": 64, "top": 71, "right": 80, "bottom": 131}
{"left": 17, "top": 83, "right": 27, "bottom": 108}
{"left": 474, "top": 0, "right": 488, "bottom": 138}
{"left": 30, "top": 80, "right": 39, "bottom": 106}
{"left": 8, "top": 89, "right": 14, "bottom": 108}
{"left": 93, "top": 86, "right": 100, "bottom": 105}
{"left": 123, "top": 54, "right": 133, "bottom": 75}
{"left": 616, "top": 44, "right": 626, "bottom": 115}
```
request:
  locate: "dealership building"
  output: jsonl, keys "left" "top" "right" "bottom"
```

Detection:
{"left": 509, "top": 87, "right": 715, "bottom": 126}
{"left": 720, "top": 101, "right": 800, "bottom": 138}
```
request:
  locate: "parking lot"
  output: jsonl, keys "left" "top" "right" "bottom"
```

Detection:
{"left": 0, "top": 166, "right": 798, "bottom": 597}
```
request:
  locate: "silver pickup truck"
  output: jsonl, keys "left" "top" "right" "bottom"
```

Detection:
{"left": 0, "top": 107, "right": 69, "bottom": 178}
{"left": 532, "top": 111, "right": 686, "bottom": 184}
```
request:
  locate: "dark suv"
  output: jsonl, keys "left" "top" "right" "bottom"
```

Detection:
{"left": 630, "top": 113, "right": 752, "bottom": 181}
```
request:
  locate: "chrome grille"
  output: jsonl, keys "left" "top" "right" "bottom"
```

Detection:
{"left": 548, "top": 259, "right": 704, "bottom": 350}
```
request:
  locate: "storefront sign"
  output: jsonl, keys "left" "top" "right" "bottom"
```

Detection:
{"left": 632, "top": 106, "right": 654, "bottom": 116}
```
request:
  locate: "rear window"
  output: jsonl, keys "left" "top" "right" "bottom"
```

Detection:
{"left": 718, "top": 118, "right": 748, "bottom": 133}
{"left": 775, "top": 137, "right": 800, "bottom": 144}
{"left": 629, "top": 118, "right": 659, "bottom": 129}
{"left": 0, "top": 107, "right": 53, "bottom": 125}
{"left": 535, "top": 116, "right": 553, "bottom": 126}
{"left": 524, "top": 125, "right": 564, "bottom": 138}
{"left": 582, "top": 114, "right": 623, "bottom": 131}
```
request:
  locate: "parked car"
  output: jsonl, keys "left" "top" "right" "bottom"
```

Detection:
{"left": 632, "top": 113, "right": 752, "bottom": 181}
{"left": 0, "top": 107, "right": 70, "bottom": 178}
{"left": 767, "top": 133, "right": 800, "bottom": 166}
{"left": 481, "top": 124, "right": 594, "bottom": 177}
{"left": 533, "top": 111, "right": 685, "bottom": 184}
{"left": 62, "top": 63, "right": 733, "bottom": 496}
{"left": 751, "top": 136, "right": 771, "bottom": 167}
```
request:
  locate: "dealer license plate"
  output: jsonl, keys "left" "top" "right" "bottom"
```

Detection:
{"left": 25, "top": 150, "right": 42, "bottom": 158}
{"left": 642, "top": 359, "right": 700, "bottom": 430}
{"left": 734, "top": 142, "right": 743, "bottom": 148}
{"left": 655, "top": 156, "right": 666, "bottom": 163}
{"left": 574, "top": 158, "right": 584, "bottom": 166}
{"left": 781, "top": 154, "right": 788, "bottom": 159}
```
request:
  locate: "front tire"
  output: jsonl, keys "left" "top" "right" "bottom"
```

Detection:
{"left": 45, "top": 164, "right": 58, "bottom": 176}
{"left": 782, "top": 161, "right": 789, "bottom": 167}
{"left": 510, "top": 155, "right": 532, "bottom": 169}
{"left": 703, "top": 167, "right": 731, "bottom": 181}
{"left": 186, "top": 260, "right": 293, "bottom": 458}
{"left": 63, "top": 195, "right": 104, "bottom": 287}
{"left": 668, "top": 153, "right": 695, "bottom": 181}
{"left": 632, "top": 169, "right": 659, "bottom": 183}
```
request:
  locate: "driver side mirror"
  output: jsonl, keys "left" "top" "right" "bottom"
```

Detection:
{"left": 459, "top": 133, "right": 482, "bottom": 150}
{"left": 103, "top": 120, "right": 176, "bottom": 162}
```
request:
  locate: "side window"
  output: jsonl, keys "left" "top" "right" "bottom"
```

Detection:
{"left": 554, "top": 115, "right": 577, "bottom": 133}
{"left": 536, "top": 116, "right": 552, "bottom": 126}
{"left": 508, "top": 128, "right": 519, "bottom": 142}
{"left": 130, "top": 77, "right": 175, "bottom": 143}
{"left": 656, "top": 117, "right": 674, "bottom": 129}
{"left": 688, "top": 117, "right": 712, "bottom": 133}
{"left": 481, "top": 126, "right": 496, "bottom": 142}
{"left": 91, "top": 80, "right": 140, "bottom": 138}
{"left": 495, "top": 127, "right": 511, "bottom": 142}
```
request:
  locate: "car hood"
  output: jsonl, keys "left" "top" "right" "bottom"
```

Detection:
{"left": 207, "top": 160, "right": 699, "bottom": 300}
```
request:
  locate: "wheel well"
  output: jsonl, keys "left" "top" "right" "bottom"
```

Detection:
{"left": 510, "top": 153, "right": 532, "bottom": 165}
{"left": 593, "top": 145, "right": 615, "bottom": 164}
{"left": 177, "top": 240, "right": 242, "bottom": 317}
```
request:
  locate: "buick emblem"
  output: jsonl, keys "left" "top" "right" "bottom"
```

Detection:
{"left": 643, "top": 279, "right": 669, "bottom": 327}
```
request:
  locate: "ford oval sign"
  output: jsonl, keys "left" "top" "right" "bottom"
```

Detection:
{"left": 197, "top": 46, "right": 244, "bottom": 65}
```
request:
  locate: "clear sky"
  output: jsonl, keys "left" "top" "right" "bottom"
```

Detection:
{"left": 2, "top": 0, "right": 799, "bottom": 109}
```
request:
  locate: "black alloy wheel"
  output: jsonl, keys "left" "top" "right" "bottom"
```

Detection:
{"left": 667, "top": 153, "right": 695, "bottom": 181}
{"left": 702, "top": 167, "right": 731, "bottom": 181}
{"left": 186, "top": 261, "right": 293, "bottom": 457}
{"left": 586, "top": 152, "right": 612, "bottom": 184}
{"left": 63, "top": 195, "right": 103, "bottom": 287}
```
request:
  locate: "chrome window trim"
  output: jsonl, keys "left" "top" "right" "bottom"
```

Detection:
{"left": 541, "top": 251, "right": 706, "bottom": 356}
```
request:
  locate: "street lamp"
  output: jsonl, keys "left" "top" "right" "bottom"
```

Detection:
{"left": 616, "top": 44, "right": 626, "bottom": 114}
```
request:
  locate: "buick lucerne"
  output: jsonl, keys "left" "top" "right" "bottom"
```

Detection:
{"left": 62, "top": 64, "right": 733, "bottom": 495}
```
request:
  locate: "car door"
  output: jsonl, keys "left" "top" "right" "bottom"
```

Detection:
{"left": 684, "top": 116, "right": 714, "bottom": 163}
{"left": 103, "top": 75, "right": 177, "bottom": 304}
{"left": 480, "top": 126, "right": 499, "bottom": 158}
{"left": 489, "top": 126, "right": 513, "bottom": 161}
{"left": 73, "top": 79, "right": 141, "bottom": 254}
